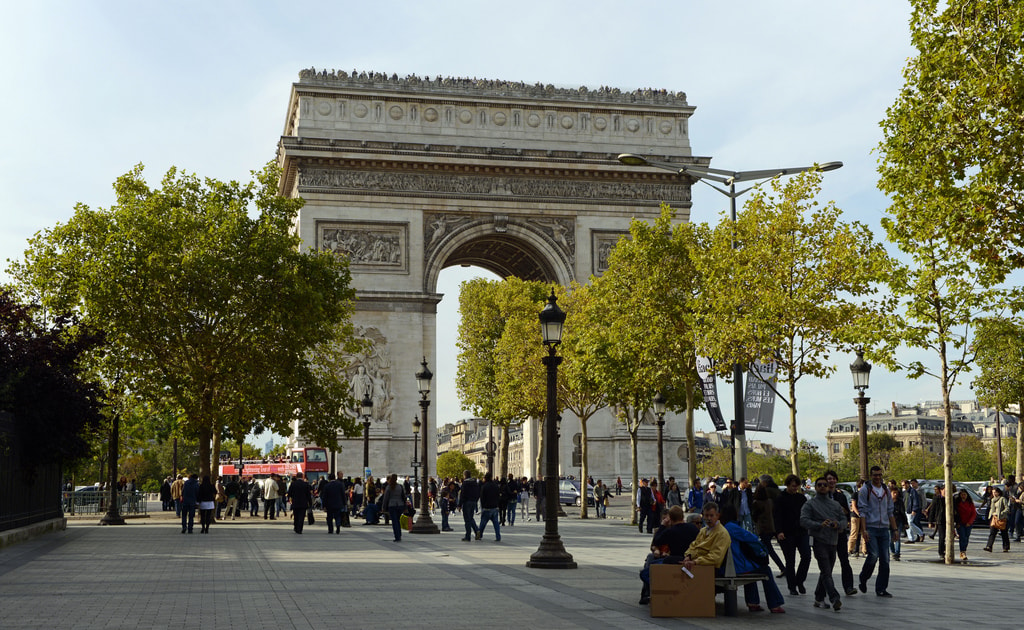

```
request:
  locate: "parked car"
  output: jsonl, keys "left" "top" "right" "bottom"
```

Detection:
{"left": 918, "top": 481, "right": 988, "bottom": 526}
{"left": 559, "top": 479, "right": 595, "bottom": 506}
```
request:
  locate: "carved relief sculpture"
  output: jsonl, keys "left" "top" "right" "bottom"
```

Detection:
{"left": 316, "top": 221, "right": 408, "bottom": 273}
{"left": 344, "top": 326, "right": 394, "bottom": 427}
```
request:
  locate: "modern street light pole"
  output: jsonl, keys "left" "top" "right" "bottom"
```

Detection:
{"left": 412, "top": 358, "right": 439, "bottom": 534}
{"left": 653, "top": 392, "right": 667, "bottom": 484}
{"left": 850, "top": 348, "right": 872, "bottom": 482}
{"left": 527, "top": 290, "right": 577, "bottom": 569}
{"left": 617, "top": 153, "right": 842, "bottom": 482}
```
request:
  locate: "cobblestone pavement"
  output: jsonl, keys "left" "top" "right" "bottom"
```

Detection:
{"left": 2, "top": 503, "right": 1020, "bottom": 630}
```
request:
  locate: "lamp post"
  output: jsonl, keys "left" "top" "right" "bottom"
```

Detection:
{"left": 850, "top": 348, "right": 871, "bottom": 482}
{"left": 485, "top": 421, "right": 496, "bottom": 478}
{"left": 527, "top": 290, "right": 577, "bottom": 569}
{"left": 412, "top": 358, "right": 439, "bottom": 534}
{"left": 360, "top": 389, "right": 373, "bottom": 491}
{"left": 617, "top": 153, "right": 842, "bottom": 482}
{"left": 653, "top": 392, "right": 667, "bottom": 485}
{"left": 412, "top": 415, "right": 421, "bottom": 507}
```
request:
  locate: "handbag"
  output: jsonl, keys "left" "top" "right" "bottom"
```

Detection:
{"left": 307, "top": 507, "right": 315, "bottom": 525}
{"left": 992, "top": 515, "right": 1007, "bottom": 530}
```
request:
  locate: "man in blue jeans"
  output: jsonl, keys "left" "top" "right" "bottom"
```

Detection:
{"left": 478, "top": 472, "right": 501, "bottom": 542}
{"left": 858, "top": 466, "right": 896, "bottom": 597}
{"left": 458, "top": 470, "right": 481, "bottom": 541}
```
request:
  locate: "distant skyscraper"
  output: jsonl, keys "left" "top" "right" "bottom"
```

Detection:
{"left": 265, "top": 438, "right": 274, "bottom": 455}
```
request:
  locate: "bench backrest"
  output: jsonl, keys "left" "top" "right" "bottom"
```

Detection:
{"left": 721, "top": 546, "right": 737, "bottom": 578}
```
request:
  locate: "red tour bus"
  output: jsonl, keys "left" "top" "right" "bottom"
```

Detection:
{"left": 219, "top": 446, "right": 330, "bottom": 482}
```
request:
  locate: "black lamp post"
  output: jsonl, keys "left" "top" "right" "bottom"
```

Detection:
{"left": 485, "top": 421, "right": 496, "bottom": 478}
{"left": 360, "top": 389, "right": 373, "bottom": 506}
{"left": 527, "top": 289, "right": 577, "bottom": 569}
{"left": 412, "top": 358, "right": 439, "bottom": 534}
{"left": 618, "top": 153, "right": 842, "bottom": 482}
{"left": 850, "top": 348, "right": 871, "bottom": 482}
{"left": 653, "top": 392, "right": 667, "bottom": 485}
{"left": 411, "top": 415, "right": 421, "bottom": 507}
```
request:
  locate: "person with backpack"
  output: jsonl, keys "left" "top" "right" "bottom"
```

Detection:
{"left": 636, "top": 479, "right": 655, "bottom": 533}
{"left": 721, "top": 503, "right": 786, "bottom": 614}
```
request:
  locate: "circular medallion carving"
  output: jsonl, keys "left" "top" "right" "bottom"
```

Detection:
{"left": 560, "top": 115, "right": 574, "bottom": 129}
{"left": 353, "top": 103, "right": 369, "bottom": 118}
{"left": 626, "top": 118, "right": 641, "bottom": 132}
{"left": 459, "top": 109, "right": 473, "bottom": 124}
{"left": 527, "top": 113, "right": 541, "bottom": 127}
{"left": 423, "top": 107, "right": 439, "bottom": 122}
{"left": 594, "top": 117, "right": 607, "bottom": 131}
{"left": 317, "top": 100, "right": 332, "bottom": 116}
{"left": 660, "top": 120, "right": 674, "bottom": 134}
{"left": 492, "top": 111, "right": 508, "bottom": 126}
{"left": 389, "top": 105, "right": 404, "bottom": 120}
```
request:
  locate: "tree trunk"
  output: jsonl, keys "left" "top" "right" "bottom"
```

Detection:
{"left": 197, "top": 425, "right": 212, "bottom": 480}
{"left": 211, "top": 430, "right": 222, "bottom": 484}
{"left": 499, "top": 424, "right": 510, "bottom": 480}
{"left": 789, "top": 379, "right": 800, "bottom": 477}
{"left": 685, "top": 385, "right": 698, "bottom": 490}
{"left": 629, "top": 408, "right": 639, "bottom": 526}
{"left": 580, "top": 415, "right": 589, "bottom": 519}
{"left": 1017, "top": 399, "right": 1023, "bottom": 481}
{"left": 941, "top": 341, "right": 955, "bottom": 565}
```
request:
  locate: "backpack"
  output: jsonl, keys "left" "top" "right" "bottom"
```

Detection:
{"left": 740, "top": 538, "right": 769, "bottom": 567}
{"left": 639, "top": 486, "right": 653, "bottom": 508}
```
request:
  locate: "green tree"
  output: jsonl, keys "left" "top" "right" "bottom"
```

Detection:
{"left": 9, "top": 163, "right": 362, "bottom": 480}
{"left": 887, "top": 447, "right": 943, "bottom": 482}
{"left": 972, "top": 317, "right": 1024, "bottom": 479}
{"left": 557, "top": 282, "right": 608, "bottom": 518}
{"left": 839, "top": 432, "right": 902, "bottom": 480}
{"left": 694, "top": 171, "right": 891, "bottom": 476}
{"left": 0, "top": 290, "right": 104, "bottom": 475}
{"left": 436, "top": 450, "right": 479, "bottom": 481}
{"left": 601, "top": 208, "right": 705, "bottom": 490}
{"left": 877, "top": 0, "right": 1024, "bottom": 281}
{"left": 951, "top": 435, "right": 996, "bottom": 481}
{"left": 456, "top": 277, "right": 548, "bottom": 479}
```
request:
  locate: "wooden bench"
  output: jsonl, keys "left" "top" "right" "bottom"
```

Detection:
{"left": 713, "top": 546, "right": 767, "bottom": 616}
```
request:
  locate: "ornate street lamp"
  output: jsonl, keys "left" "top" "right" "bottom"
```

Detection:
{"left": 850, "top": 348, "right": 872, "bottom": 482}
{"left": 412, "top": 415, "right": 421, "bottom": 507}
{"left": 653, "top": 392, "right": 667, "bottom": 485}
{"left": 618, "top": 153, "right": 842, "bottom": 482}
{"left": 527, "top": 289, "right": 577, "bottom": 569}
{"left": 411, "top": 358, "right": 439, "bottom": 534}
{"left": 360, "top": 388, "right": 373, "bottom": 482}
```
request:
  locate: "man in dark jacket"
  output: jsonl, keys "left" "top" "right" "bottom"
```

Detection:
{"left": 180, "top": 474, "right": 199, "bottom": 534}
{"left": 458, "top": 470, "right": 481, "bottom": 541}
{"left": 286, "top": 473, "right": 312, "bottom": 534}
{"left": 638, "top": 506, "right": 700, "bottom": 605}
{"left": 479, "top": 472, "right": 501, "bottom": 541}
{"left": 321, "top": 473, "right": 347, "bottom": 534}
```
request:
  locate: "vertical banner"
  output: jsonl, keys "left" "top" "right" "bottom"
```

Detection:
{"left": 744, "top": 359, "right": 778, "bottom": 432}
{"left": 696, "top": 356, "right": 727, "bottom": 431}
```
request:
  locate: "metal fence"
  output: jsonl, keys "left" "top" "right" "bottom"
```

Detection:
{"left": 0, "top": 412, "right": 65, "bottom": 532}
{"left": 61, "top": 490, "right": 148, "bottom": 516}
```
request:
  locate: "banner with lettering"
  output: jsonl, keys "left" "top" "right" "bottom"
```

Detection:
{"left": 696, "top": 356, "right": 727, "bottom": 431}
{"left": 744, "top": 359, "right": 778, "bottom": 432}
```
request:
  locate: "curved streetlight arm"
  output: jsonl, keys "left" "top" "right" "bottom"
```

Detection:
{"left": 617, "top": 153, "right": 842, "bottom": 187}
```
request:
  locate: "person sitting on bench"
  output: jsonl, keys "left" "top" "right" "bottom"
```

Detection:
{"left": 638, "top": 506, "right": 701, "bottom": 605}
{"left": 682, "top": 502, "right": 731, "bottom": 572}
{"left": 720, "top": 503, "right": 787, "bottom": 613}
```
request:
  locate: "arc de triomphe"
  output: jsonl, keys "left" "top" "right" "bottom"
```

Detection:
{"left": 277, "top": 69, "right": 704, "bottom": 480}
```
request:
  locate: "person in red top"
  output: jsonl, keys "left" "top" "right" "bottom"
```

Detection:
{"left": 953, "top": 487, "right": 978, "bottom": 561}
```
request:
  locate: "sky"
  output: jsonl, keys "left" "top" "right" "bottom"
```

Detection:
{"left": 0, "top": 1, "right": 974, "bottom": 450}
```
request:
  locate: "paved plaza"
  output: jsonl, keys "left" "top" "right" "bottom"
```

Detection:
{"left": 1, "top": 502, "right": 1020, "bottom": 630}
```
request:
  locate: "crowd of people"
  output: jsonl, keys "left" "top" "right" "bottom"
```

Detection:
{"left": 633, "top": 468, "right": 1024, "bottom": 614}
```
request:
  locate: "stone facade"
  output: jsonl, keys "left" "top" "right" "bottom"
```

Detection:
{"left": 278, "top": 69, "right": 706, "bottom": 481}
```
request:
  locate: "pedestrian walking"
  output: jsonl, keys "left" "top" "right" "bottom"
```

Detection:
{"left": 857, "top": 466, "right": 895, "bottom": 598}
{"left": 801, "top": 477, "right": 846, "bottom": 611}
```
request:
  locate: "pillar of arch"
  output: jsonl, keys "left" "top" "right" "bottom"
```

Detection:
{"left": 276, "top": 69, "right": 704, "bottom": 481}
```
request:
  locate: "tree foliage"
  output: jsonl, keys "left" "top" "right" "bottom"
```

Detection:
{"left": 972, "top": 316, "right": 1024, "bottom": 478}
{"left": 0, "top": 290, "right": 105, "bottom": 474}
{"left": 877, "top": 0, "right": 1024, "bottom": 281}
{"left": 455, "top": 277, "right": 548, "bottom": 478}
{"left": 8, "top": 163, "right": 361, "bottom": 479}
{"left": 693, "top": 171, "right": 891, "bottom": 475}
{"left": 436, "top": 450, "right": 480, "bottom": 481}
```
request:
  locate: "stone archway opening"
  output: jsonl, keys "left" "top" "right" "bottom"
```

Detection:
{"left": 439, "top": 233, "right": 555, "bottom": 284}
